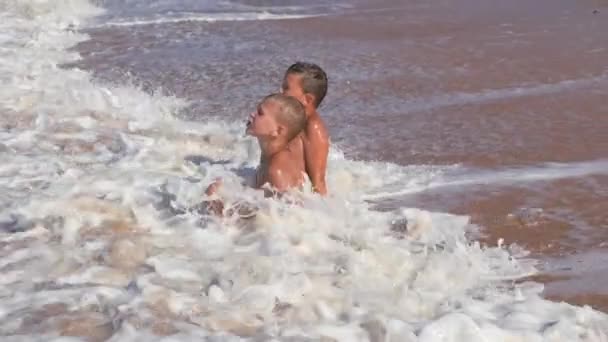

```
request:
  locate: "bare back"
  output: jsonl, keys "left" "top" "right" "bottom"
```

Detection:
{"left": 256, "top": 138, "right": 305, "bottom": 193}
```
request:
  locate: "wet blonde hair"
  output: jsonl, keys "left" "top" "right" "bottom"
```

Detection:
{"left": 261, "top": 93, "right": 306, "bottom": 141}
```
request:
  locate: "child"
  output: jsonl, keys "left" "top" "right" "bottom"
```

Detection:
{"left": 205, "top": 93, "right": 307, "bottom": 214}
{"left": 246, "top": 93, "right": 307, "bottom": 193}
{"left": 280, "top": 62, "right": 330, "bottom": 196}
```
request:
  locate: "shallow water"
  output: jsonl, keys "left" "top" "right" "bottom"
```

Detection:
{"left": 1, "top": 0, "right": 608, "bottom": 341}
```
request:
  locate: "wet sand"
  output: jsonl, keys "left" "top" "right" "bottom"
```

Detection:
{"left": 393, "top": 175, "right": 608, "bottom": 312}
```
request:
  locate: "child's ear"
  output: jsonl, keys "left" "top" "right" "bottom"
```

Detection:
{"left": 276, "top": 125, "right": 286, "bottom": 137}
{"left": 303, "top": 93, "right": 315, "bottom": 107}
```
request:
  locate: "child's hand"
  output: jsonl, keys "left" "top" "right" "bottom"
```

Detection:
{"left": 205, "top": 178, "right": 223, "bottom": 196}
{"left": 206, "top": 199, "right": 224, "bottom": 216}
{"left": 205, "top": 179, "right": 224, "bottom": 216}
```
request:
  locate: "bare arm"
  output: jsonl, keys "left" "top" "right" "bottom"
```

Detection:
{"left": 267, "top": 167, "right": 291, "bottom": 195}
{"left": 304, "top": 121, "right": 329, "bottom": 196}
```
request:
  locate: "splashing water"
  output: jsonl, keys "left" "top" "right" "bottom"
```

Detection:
{"left": 1, "top": 1, "right": 607, "bottom": 341}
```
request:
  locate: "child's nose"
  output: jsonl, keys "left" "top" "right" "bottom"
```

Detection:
{"left": 246, "top": 111, "right": 255, "bottom": 125}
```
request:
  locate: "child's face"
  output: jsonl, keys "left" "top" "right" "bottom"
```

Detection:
{"left": 281, "top": 73, "right": 310, "bottom": 108}
{"left": 246, "top": 101, "right": 281, "bottom": 139}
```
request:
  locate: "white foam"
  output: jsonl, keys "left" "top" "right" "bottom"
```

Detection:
{"left": 363, "top": 159, "right": 608, "bottom": 201}
{"left": 393, "top": 74, "right": 608, "bottom": 113}
{"left": 94, "top": 11, "right": 327, "bottom": 28}
{"left": 0, "top": 0, "right": 607, "bottom": 340}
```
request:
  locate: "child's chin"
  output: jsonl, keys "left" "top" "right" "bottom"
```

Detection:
{"left": 246, "top": 129, "right": 262, "bottom": 138}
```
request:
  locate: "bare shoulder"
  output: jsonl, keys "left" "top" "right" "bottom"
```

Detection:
{"left": 266, "top": 154, "right": 292, "bottom": 191}
{"left": 305, "top": 112, "right": 329, "bottom": 140}
{"left": 267, "top": 151, "right": 293, "bottom": 176}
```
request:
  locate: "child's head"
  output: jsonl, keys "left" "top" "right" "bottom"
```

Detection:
{"left": 281, "top": 62, "right": 328, "bottom": 110}
{"left": 246, "top": 93, "right": 306, "bottom": 142}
